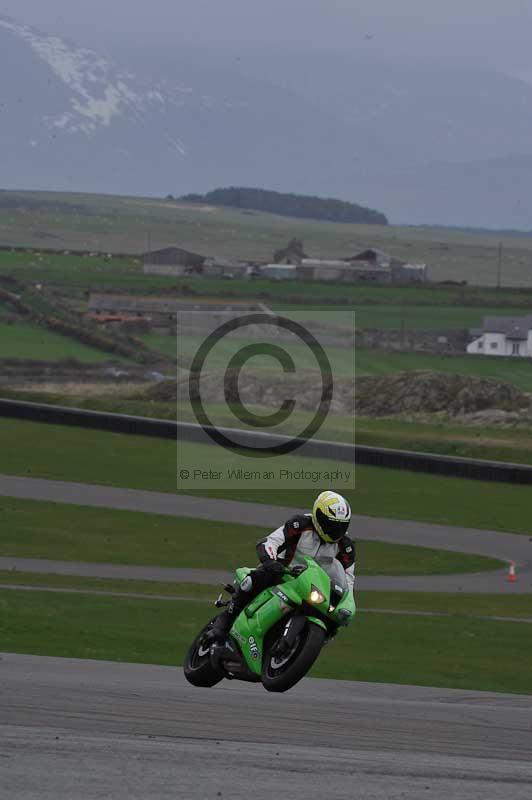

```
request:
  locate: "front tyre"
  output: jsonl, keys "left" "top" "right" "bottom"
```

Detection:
{"left": 262, "top": 620, "right": 326, "bottom": 693}
{"left": 183, "top": 619, "right": 223, "bottom": 688}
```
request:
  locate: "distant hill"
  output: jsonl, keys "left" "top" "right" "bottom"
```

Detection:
{"left": 180, "top": 187, "right": 388, "bottom": 225}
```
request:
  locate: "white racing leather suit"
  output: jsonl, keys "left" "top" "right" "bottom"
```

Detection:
{"left": 256, "top": 512, "right": 355, "bottom": 591}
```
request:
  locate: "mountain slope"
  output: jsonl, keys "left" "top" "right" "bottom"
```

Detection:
{"left": 2, "top": 15, "right": 532, "bottom": 228}
{"left": 0, "top": 15, "right": 362, "bottom": 202}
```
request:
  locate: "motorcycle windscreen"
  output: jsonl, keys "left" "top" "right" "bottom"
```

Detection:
{"left": 313, "top": 555, "right": 349, "bottom": 595}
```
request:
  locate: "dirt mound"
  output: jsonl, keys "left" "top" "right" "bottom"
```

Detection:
{"left": 147, "top": 370, "right": 354, "bottom": 415}
{"left": 145, "top": 370, "right": 531, "bottom": 419}
{"left": 144, "top": 379, "right": 180, "bottom": 402}
{"left": 354, "top": 371, "right": 531, "bottom": 417}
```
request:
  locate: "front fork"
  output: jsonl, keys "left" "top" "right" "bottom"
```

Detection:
{"left": 271, "top": 614, "right": 308, "bottom": 656}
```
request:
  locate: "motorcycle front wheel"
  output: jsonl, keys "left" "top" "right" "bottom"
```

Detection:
{"left": 183, "top": 619, "right": 223, "bottom": 688}
{"left": 261, "top": 618, "right": 326, "bottom": 693}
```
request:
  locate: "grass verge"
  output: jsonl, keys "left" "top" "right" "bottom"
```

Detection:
{"left": 357, "top": 591, "right": 532, "bottom": 618}
{"left": 1, "top": 419, "right": 531, "bottom": 534}
{"left": 0, "top": 497, "right": 502, "bottom": 575}
{"left": 1, "top": 588, "right": 531, "bottom": 694}
{"left": 2, "top": 576, "right": 531, "bottom": 621}
{"left": 0, "top": 572, "right": 216, "bottom": 599}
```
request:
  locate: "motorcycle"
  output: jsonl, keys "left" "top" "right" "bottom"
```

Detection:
{"left": 183, "top": 555, "right": 356, "bottom": 693}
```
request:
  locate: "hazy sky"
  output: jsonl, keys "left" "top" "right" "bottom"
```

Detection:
{"left": 3, "top": 0, "right": 532, "bottom": 79}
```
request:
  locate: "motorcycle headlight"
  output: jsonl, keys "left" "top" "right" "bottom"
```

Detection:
{"left": 308, "top": 586, "right": 325, "bottom": 605}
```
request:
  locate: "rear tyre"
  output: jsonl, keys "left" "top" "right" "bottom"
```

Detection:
{"left": 183, "top": 619, "right": 223, "bottom": 688}
{"left": 261, "top": 619, "right": 326, "bottom": 693}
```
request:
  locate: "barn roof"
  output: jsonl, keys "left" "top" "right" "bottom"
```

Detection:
{"left": 142, "top": 246, "right": 205, "bottom": 259}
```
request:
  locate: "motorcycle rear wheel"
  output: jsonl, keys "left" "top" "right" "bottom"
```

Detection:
{"left": 183, "top": 619, "right": 223, "bottom": 688}
{"left": 261, "top": 618, "right": 326, "bottom": 693}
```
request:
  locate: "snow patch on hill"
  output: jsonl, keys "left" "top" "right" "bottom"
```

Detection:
{"left": 0, "top": 15, "right": 143, "bottom": 134}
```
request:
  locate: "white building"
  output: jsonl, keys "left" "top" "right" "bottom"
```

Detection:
{"left": 467, "top": 315, "right": 532, "bottom": 357}
{"left": 261, "top": 264, "right": 297, "bottom": 280}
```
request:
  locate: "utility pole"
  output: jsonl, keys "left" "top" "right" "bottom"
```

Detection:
{"left": 400, "top": 297, "right": 406, "bottom": 347}
{"left": 496, "top": 241, "right": 503, "bottom": 289}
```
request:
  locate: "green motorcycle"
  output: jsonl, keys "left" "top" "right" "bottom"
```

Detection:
{"left": 184, "top": 555, "right": 356, "bottom": 693}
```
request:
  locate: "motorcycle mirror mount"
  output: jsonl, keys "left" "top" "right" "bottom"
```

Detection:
{"left": 290, "top": 564, "right": 307, "bottom": 577}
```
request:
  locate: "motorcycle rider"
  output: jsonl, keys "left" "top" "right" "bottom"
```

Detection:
{"left": 206, "top": 490, "right": 355, "bottom": 642}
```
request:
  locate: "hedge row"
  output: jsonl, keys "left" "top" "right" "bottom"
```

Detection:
{"left": 0, "top": 287, "right": 157, "bottom": 363}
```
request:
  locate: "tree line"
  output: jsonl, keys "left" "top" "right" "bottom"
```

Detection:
{"left": 179, "top": 187, "right": 388, "bottom": 225}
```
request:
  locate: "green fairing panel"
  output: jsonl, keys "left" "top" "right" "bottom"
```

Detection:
{"left": 231, "top": 591, "right": 286, "bottom": 675}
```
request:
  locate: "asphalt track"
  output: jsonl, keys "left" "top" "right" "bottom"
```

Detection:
{"left": 2, "top": 653, "right": 532, "bottom": 800}
{"left": 1, "top": 474, "right": 531, "bottom": 592}
{"left": 2, "top": 476, "right": 532, "bottom": 796}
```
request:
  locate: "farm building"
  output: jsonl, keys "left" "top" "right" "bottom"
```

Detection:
{"left": 297, "top": 259, "right": 391, "bottom": 283}
{"left": 268, "top": 244, "right": 428, "bottom": 284}
{"left": 350, "top": 248, "right": 391, "bottom": 268}
{"left": 88, "top": 294, "right": 181, "bottom": 330}
{"left": 272, "top": 238, "right": 308, "bottom": 265}
{"left": 87, "top": 293, "right": 270, "bottom": 333}
{"left": 390, "top": 261, "right": 428, "bottom": 283}
{"left": 142, "top": 247, "right": 206, "bottom": 276}
{"left": 84, "top": 311, "right": 149, "bottom": 333}
{"left": 467, "top": 315, "right": 532, "bottom": 357}
{"left": 347, "top": 249, "right": 428, "bottom": 283}
{"left": 203, "top": 258, "right": 251, "bottom": 279}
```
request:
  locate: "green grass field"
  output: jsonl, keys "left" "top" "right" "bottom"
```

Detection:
{"left": 0, "top": 249, "right": 177, "bottom": 291}
{"left": 0, "top": 318, "right": 118, "bottom": 361}
{"left": 151, "top": 332, "right": 357, "bottom": 377}
{"left": 0, "top": 571, "right": 219, "bottom": 599}
{"left": 143, "top": 325, "right": 532, "bottom": 391}
{"left": 356, "top": 416, "right": 532, "bottom": 463}
{"left": 357, "top": 591, "right": 532, "bottom": 618}
{"left": 3, "top": 189, "right": 532, "bottom": 285}
{"left": 274, "top": 303, "right": 532, "bottom": 330}
{"left": 2, "top": 587, "right": 531, "bottom": 693}
{"left": 177, "top": 276, "right": 532, "bottom": 306}
{"left": 355, "top": 349, "right": 532, "bottom": 389}
{"left": 2, "top": 418, "right": 531, "bottom": 534}
{"left": 0, "top": 497, "right": 502, "bottom": 575}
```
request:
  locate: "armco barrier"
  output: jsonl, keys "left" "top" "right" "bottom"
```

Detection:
{"left": 1, "top": 397, "right": 532, "bottom": 485}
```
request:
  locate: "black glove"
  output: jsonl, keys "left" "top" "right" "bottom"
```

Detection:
{"left": 263, "top": 559, "right": 285, "bottom": 577}
{"left": 290, "top": 564, "right": 307, "bottom": 577}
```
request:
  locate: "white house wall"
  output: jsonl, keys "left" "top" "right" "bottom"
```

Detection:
{"left": 467, "top": 336, "right": 484, "bottom": 355}
{"left": 467, "top": 332, "right": 532, "bottom": 357}
{"left": 481, "top": 332, "right": 507, "bottom": 356}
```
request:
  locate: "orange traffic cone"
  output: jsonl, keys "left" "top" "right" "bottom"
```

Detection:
{"left": 506, "top": 562, "right": 518, "bottom": 583}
